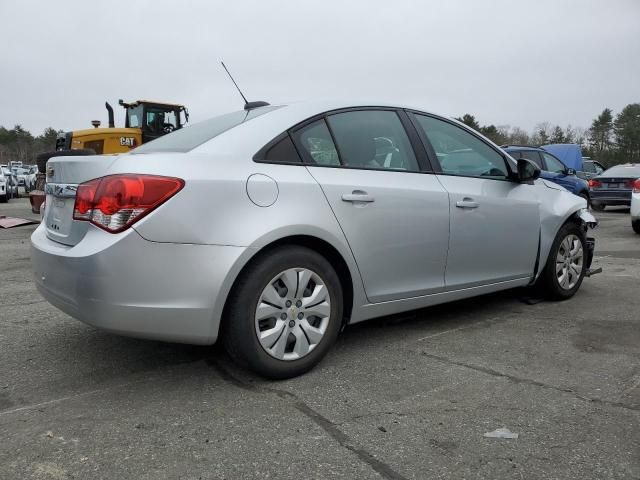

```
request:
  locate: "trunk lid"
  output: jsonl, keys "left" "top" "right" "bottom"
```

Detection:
{"left": 44, "top": 155, "right": 119, "bottom": 246}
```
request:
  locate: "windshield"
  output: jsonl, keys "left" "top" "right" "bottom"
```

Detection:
{"left": 131, "top": 106, "right": 281, "bottom": 154}
{"left": 602, "top": 165, "right": 640, "bottom": 177}
{"left": 127, "top": 105, "right": 143, "bottom": 128}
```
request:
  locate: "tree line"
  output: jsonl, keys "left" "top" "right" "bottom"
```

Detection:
{"left": 456, "top": 102, "right": 640, "bottom": 166}
{"left": 1, "top": 103, "right": 639, "bottom": 167}
{"left": 0, "top": 126, "right": 59, "bottom": 164}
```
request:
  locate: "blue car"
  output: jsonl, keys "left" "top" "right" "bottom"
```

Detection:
{"left": 502, "top": 146, "right": 590, "bottom": 202}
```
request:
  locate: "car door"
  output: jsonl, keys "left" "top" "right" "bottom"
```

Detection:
{"left": 291, "top": 109, "right": 450, "bottom": 303}
{"left": 410, "top": 113, "right": 540, "bottom": 290}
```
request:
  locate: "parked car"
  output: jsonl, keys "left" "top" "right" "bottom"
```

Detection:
{"left": 589, "top": 163, "right": 640, "bottom": 211}
{"left": 11, "top": 166, "right": 35, "bottom": 192}
{"left": 0, "top": 165, "right": 19, "bottom": 199}
{"left": 0, "top": 169, "right": 11, "bottom": 202}
{"left": 632, "top": 179, "right": 640, "bottom": 234}
{"left": 31, "top": 101, "right": 598, "bottom": 378}
{"left": 502, "top": 146, "right": 590, "bottom": 202}
{"left": 579, "top": 159, "right": 606, "bottom": 180}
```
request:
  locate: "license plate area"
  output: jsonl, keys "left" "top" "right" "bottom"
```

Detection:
{"left": 44, "top": 183, "right": 78, "bottom": 243}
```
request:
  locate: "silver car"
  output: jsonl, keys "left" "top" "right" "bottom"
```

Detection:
{"left": 31, "top": 102, "right": 597, "bottom": 378}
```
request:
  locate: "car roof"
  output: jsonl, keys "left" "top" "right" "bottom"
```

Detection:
{"left": 193, "top": 100, "right": 473, "bottom": 156}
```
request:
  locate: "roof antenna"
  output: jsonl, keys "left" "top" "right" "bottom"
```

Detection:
{"left": 221, "top": 61, "right": 270, "bottom": 111}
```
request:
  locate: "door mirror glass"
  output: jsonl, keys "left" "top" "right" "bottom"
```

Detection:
{"left": 517, "top": 158, "right": 540, "bottom": 182}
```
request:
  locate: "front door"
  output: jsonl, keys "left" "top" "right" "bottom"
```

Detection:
{"left": 411, "top": 113, "right": 540, "bottom": 289}
{"left": 291, "top": 110, "right": 451, "bottom": 303}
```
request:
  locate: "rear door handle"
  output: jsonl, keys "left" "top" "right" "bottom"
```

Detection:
{"left": 456, "top": 198, "right": 479, "bottom": 209}
{"left": 341, "top": 190, "right": 375, "bottom": 203}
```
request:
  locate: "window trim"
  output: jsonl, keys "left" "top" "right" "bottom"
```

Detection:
{"left": 407, "top": 110, "right": 518, "bottom": 182}
{"left": 254, "top": 106, "right": 434, "bottom": 174}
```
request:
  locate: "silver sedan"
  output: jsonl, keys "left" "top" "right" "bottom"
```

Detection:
{"left": 31, "top": 101, "right": 597, "bottom": 378}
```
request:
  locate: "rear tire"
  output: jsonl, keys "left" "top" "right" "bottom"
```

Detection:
{"left": 591, "top": 202, "right": 605, "bottom": 211}
{"left": 222, "top": 245, "right": 343, "bottom": 379}
{"left": 538, "top": 222, "right": 587, "bottom": 300}
{"left": 633, "top": 220, "right": 640, "bottom": 234}
{"left": 0, "top": 194, "right": 7, "bottom": 203}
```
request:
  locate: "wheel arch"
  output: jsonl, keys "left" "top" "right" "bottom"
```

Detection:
{"left": 215, "top": 231, "right": 362, "bottom": 342}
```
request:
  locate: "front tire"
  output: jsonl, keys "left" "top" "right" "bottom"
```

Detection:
{"left": 222, "top": 246, "right": 343, "bottom": 379}
{"left": 633, "top": 220, "right": 640, "bottom": 234}
{"left": 539, "top": 222, "right": 587, "bottom": 300}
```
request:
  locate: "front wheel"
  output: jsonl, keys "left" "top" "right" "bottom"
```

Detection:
{"left": 633, "top": 220, "right": 640, "bottom": 234}
{"left": 538, "top": 222, "right": 587, "bottom": 300}
{"left": 223, "top": 246, "right": 343, "bottom": 379}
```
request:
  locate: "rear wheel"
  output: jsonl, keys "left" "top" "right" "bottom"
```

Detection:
{"left": 591, "top": 202, "right": 605, "bottom": 211}
{"left": 633, "top": 220, "right": 640, "bottom": 234}
{"left": 223, "top": 246, "right": 343, "bottom": 379}
{"left": 539, "top": 222, "right": 587, "bottom": 300}
{"left": 0, "top": 194, "right": 7, "bottom": 203}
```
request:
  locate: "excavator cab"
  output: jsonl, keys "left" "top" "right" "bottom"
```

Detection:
{"left": 119, "top": 100, "right": 189, "bottom": 143}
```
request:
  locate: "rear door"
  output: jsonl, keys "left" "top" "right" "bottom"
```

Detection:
{"left": 292, "top": 109, "right": 450, "bottom": 303}
{"left": 410, "top": 114, "right": 540, "bottom": 289}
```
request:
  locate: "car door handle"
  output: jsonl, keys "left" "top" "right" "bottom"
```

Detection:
{"left": 341, "top": 191, "right": 375, "bottom": 203}
{"left": 456, "top": 198, "right": 479, "bottom": 209}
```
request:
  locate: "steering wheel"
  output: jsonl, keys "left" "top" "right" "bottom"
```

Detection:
{"left": 162, "top": 123, "right": 176, "bottom": 134}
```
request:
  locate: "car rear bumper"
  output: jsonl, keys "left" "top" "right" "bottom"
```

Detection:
{"left": 30, "top": 224, "right": 248, "bottom": 345}
{"left": 590, "top": 190, "right": 632, "bottom": 205}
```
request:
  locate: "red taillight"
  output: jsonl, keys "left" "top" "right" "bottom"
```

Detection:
{"left": 633, "top": 179, "right": 640, "bottom": 193}
{"left": 73, "top": 174, "right": 184, "bottom": 233}
{"left": 588, "top": 179, "right": 602, "bottom": 189}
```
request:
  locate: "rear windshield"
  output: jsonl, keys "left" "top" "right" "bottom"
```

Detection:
{"left": 131, "top": 105, "right": 281, "bottom": 154}
{"left": 602, "top": 165, "right": 640, "bottom": 177}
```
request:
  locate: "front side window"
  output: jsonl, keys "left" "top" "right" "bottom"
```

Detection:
{"left": 542, "top": 152, "right": 566, "bottom": 173}
{"left": 413, "top": 114, "right": 509, "bottom": 178}
{"left": 325, "top": 110, "right": 419, "bottom": 171}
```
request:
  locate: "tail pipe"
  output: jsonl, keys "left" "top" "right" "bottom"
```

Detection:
{"left": 105, "top": 102, "right": 115, "bottom": 128}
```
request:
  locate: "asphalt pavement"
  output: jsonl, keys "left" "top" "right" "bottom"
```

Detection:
{"left": 1, "top": 197, "right": 638, "bottom": 479}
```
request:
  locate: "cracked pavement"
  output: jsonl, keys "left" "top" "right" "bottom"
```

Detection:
{"left": 1, "top": 198, "right": 638, "bottom": 479}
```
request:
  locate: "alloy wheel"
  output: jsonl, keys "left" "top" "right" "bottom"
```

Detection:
{"left": 254, "top": 268, "right": 331, "bottom": 361}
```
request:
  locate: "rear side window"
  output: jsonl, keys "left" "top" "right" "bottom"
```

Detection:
{"left": 131, "top": 106, "right": 281, "bottom": 154}
{"left": 257, "top": 134, "right": 302, "bottom": 164}
{"left": 520, "top": 150, "right": 543, "bottom": 168}
{"left": 582, "top": 161, "right": 596, "bottom": 173}
{"left": 292, "top": 119, "right": 340, "bottom": 166}
{"left": 413, "top": 114, "right": 508, "bottom": 179}
{"left": 326, "top": 110, "right": 419, "bottom": 171}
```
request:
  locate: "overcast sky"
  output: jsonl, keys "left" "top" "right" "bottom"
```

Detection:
{"left": 1, "top": 0, "right": 638, "bottom": 134}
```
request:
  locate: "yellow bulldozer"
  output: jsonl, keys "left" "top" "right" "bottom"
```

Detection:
{"left": 55, "top": 99, "right": 189, "bottom": 154}
{"left": 31, "top": 99, "right": 189, "bottom": 213}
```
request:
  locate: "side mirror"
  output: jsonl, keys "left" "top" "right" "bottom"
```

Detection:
{"left": 517, "top": 158, "right": 540, "bottom": 183}
{"left": 566, "top": 168, "right": 576, "bottom": 176}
